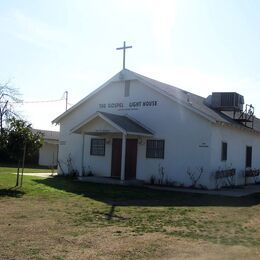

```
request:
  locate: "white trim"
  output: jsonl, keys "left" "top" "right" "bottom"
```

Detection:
{"left": 215, "top": 121, "right": 260, "bottom": 136}
{"left": 134, "top": 75, "right": 216, "bottom": 124}
{"left": 52, "top": 69, "right": 217, "bottom": 125}
{"left": 80, "top": 134, "right": 85, "bottom": 177}
{"left": 125, "top": 114, "right": 155, "bottom": 135}
{"left": 53, "top": 69, "right": 260, "bottom": 136}
{"left": 70, "top": 112, "right": 99, "bottom": 133}
{"left": 52, "top": 71, "right": 122, "bottom": 124}
{"left": 98, "top": 113, "right": 127, "bottom": 134}
{"left": 126, "top": 131, "right": 153, "bottom": 137}
{"left": 70, "top": 111, "right": 153, "bottom": 136}
{"left": 70, "top": 112, "right": 126, "bottom": 134}
{"left": 120, "top": 134, "right": 126, "bottom": 181}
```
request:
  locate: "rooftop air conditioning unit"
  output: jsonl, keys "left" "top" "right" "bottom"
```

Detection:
{"left": 211, "top": 92, "right": 244, "bottom": 111}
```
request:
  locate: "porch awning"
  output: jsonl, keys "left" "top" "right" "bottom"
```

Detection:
{"left": 71, "top": 111, "right": 153, "bottom": 136}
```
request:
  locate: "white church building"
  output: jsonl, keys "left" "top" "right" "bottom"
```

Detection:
{"left": 53, "top": 69, "right": 260, "bottom": 190}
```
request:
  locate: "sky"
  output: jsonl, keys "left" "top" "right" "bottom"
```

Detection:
{"left": 0, "top": 0, "right": 260, "bottom": 131}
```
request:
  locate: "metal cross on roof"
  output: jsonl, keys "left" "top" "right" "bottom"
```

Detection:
{"left": 116, "top": 41, "right": 132, "bottom": 69}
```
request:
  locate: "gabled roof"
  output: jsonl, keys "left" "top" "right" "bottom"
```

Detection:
{"left": 32, "top": 129, "right": 59, "bottom": 140}
{"left": 53, "top": 69, "right": 260, "bottom": 134}
{"left": 131, "top": 71, "right": 260, "bottom": 133}
{"left": 71, "top": 111, "right": 153, "bottom": 136}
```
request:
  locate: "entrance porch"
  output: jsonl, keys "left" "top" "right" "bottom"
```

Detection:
{"left": 71, "top": 111, "right": 153, "bottom": 181}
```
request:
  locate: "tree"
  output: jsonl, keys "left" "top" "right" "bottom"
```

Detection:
{"left": 7, "top": 117, "right": 43, "bottom": 163}
{"left": 0, "top": 127, "right": 9, "bottom": 162}
{"left": 0, "top": 82, "right": 21, "bottom": 134}
{"left": 6, "top": 117, "right": 43, "bottom": 186}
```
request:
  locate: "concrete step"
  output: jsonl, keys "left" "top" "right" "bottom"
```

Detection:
{"left": 77, "top": 176, "right": 144, "bottom": 186}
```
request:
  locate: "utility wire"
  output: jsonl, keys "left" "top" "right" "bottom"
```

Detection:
{"left": 0, "top": 91, "right": 71, "bottom": 105}
{"left": 0, "top": 99, "right": 64, "bottom": 104}
{"left": 19, "top": 99, "right": 64, "bottom": 104}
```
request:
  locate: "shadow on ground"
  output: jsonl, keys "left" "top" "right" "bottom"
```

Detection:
{"left": 0, "top": 188, "right": 25, "bottom": 198}
{"left": 33, "top": 176, "right": 260, "bottom": 207}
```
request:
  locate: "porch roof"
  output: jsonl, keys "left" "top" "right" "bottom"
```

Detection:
{"left": 71, "top": 111, "right": 153, "bottom": 136}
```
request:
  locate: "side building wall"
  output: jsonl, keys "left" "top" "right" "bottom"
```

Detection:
{"left": 209, "top": 124, "right": 260, "bottom": 189}
{"left": 39, "top": 143, "right": 58, "bottom": 167}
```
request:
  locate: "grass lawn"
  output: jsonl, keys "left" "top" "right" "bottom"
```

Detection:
{"left": 0, "top": 166, "right": 54, "bottom": 174}
{"left": 1, "top": 174, "right": 260, "bottom": 259}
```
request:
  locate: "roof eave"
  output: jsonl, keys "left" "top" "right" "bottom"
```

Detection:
{"left": 52, "top": 70, "right": 125, "bottom": 124}
{"left": 134, "top": 75, "right": 217, "bottom": 124}
{"left": 52, "top": 68, "right": 219, "bottom": 126}
{"left": 70, "top": 112, "right": 127, "bottom": 135}
{"left": 126, "top": 131, "right": 153, "bottom": 137}
{"left": 215, "top": 121, "right": 260, "bottom": 135}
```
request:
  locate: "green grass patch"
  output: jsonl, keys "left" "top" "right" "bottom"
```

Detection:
{"left": 0, "top": 166, "right": 54, "bottom": 174}
{"left": 1, "top": 173, "right": 260, "bottom": 259}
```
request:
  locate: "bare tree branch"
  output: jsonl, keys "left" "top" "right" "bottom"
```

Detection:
{"left": 0, "top": 82, "right": 22, "bottom": 133}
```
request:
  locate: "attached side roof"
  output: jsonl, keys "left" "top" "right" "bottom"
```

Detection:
{"left": 71, "top": 111, "right": 153, "bottom": 136}
{"left": 98, "top": 112, "right": 153, "bottom": 135}
{"left": 52, "top": 69, "right": 260, "bottom": 134}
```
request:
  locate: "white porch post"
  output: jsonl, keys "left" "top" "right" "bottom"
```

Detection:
{"left": 80, "top": 133, "right": 85, "bottom": 177}
{"left": 120, "top": 133, "right": 127, "bottom": 181}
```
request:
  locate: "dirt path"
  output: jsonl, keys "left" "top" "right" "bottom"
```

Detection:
{"left": 11, "top": 172, "right": 57, "bottom": 178}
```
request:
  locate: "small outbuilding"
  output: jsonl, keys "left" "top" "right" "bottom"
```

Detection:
{"left": 53, "top": 69, "right": 260, "bottom": 189}
{"left": 33, "top": 129, "right": 59, "bottom": 167}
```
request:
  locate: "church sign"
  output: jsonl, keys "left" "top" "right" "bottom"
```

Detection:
{"left": 99, "top": 100, "right": 158, "bottom": 110}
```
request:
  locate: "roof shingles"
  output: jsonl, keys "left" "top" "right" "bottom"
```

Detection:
{"left": 130, "top": 70, "right": 260, "bottom": 133}
{"left": 54, "top": 68, "right": 260, "bottom": 134}
{"left": 99, "top": 112, "right": 153, "bottom": 135}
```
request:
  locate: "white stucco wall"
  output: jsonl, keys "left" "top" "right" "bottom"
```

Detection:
{"left": 39, "top": 143, "right": 58, "bottom": 167}
{"left": 209, "top": 125, "right": 260, "bottom": 189}
{"left": 57, "top": 76, "right": 213, "bottom": 188}
{"left": 56, "top": 71, "right": 260, "bottom": 189}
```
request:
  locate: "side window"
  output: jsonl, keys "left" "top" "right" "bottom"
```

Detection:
{"left": 221, "top": 142, "right": 227, "bottom": 161}
{"left": 246, "top": 146, "right": 252, "bottom": 168}
{"left": 90, "top": 138, "right": 105, "bottom": 156}
{"left": 146, "top": 140, "right": 165, "bottom": 159}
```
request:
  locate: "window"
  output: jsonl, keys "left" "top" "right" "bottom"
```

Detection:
{"left": 146, "top": 140, "right": 165, "bottom": 159}
{"left": 221, "top": 142, "right": 227, "bottom": 161}
{"left": 246, "top": 146, "right": 252, "bottom": 168}
{"left": 90, "top": 139, "right": 105, "bottom": 156}
{"left": 124, "top": 80, "right": 130, "bottom": 97}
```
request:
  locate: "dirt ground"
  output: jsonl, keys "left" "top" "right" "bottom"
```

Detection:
{"left": 1, "top": 197, "right": 260, "bottom": 260}
{"left": 1, "top": 174, "right": 260, "bottom": 259}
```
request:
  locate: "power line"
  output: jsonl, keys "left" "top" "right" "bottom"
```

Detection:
{"left": 0, "top": 91, "right": 71, "bottom": 105}
{"left": 0, "top": 98, "right": 64, "bottom": 104}
{"left": 19, "top": 98, "right": 64, "bottom": 104}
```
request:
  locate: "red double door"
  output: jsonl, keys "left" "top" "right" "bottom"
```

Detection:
{"left": 111, "top": 138, "right": 137, "bottom": 180}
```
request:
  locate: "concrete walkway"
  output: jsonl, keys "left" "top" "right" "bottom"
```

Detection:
{"left": 12, "top": 172, "right": 57, "bottom": 178}
{"left": 78, "top": 176, "right": 144, "bottom": 186}
{"left": 13, "top": 174, "right": 260, "bottom": 197}
{"left": 78, "top": 176, "right": 260, "bottom": 197}
{"left": 145, "top": 184, "right": 260, "bottom": 197}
